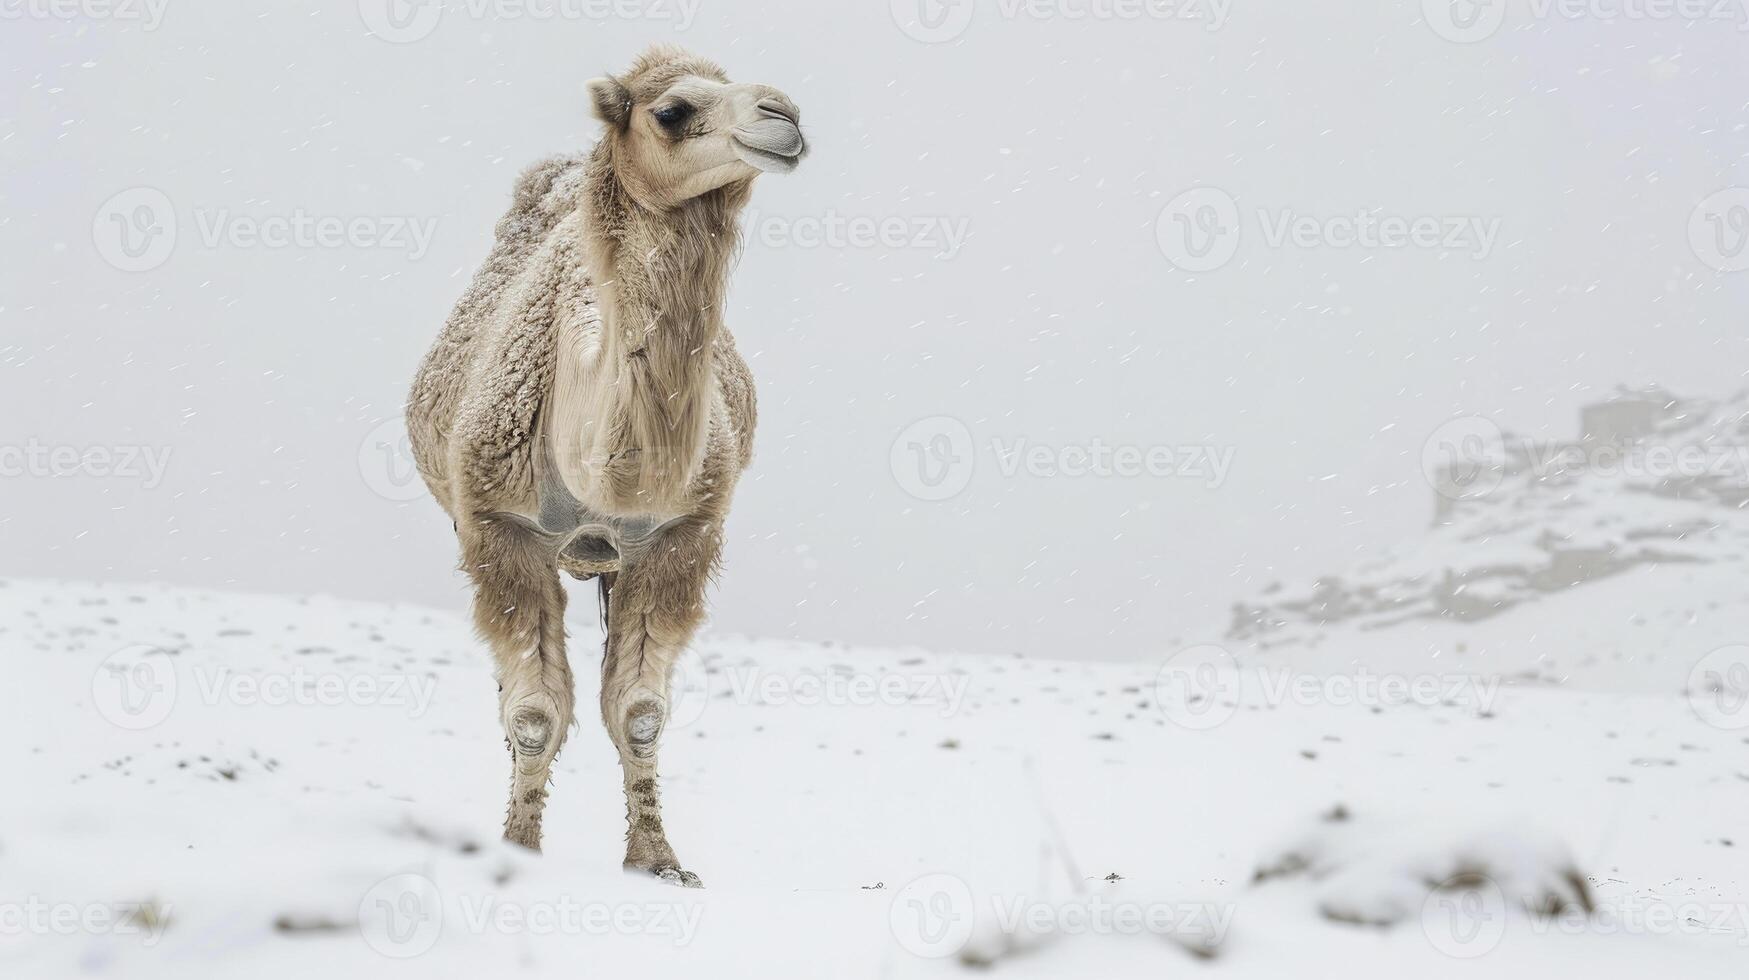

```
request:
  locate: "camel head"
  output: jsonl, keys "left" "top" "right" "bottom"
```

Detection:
{"left": 586, "top": 45, "right": 806, "bottom": 210}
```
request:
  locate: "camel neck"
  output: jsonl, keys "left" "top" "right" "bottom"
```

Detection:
{"left": 549, "top": 152, "right": 749, "bottom": 514}
{"left": 580, "top": 145, "right": 745, "bottom": 360}
{"left": 583, "top": 162, "right": 745, "bottom": 368}
{"left": 594, "top": 226, "right": 728, "bottom": 366}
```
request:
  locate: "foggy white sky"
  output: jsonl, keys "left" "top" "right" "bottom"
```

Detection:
{"left": 3, "top": 2, "right": 1746, "bottom": 660}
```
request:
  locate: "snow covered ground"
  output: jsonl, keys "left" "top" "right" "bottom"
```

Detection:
{"left": 8, "top": 4, "right": 1746, "bottom": 975}
{"left": 5, "top": 572, "right": 1747, "bottom": 978}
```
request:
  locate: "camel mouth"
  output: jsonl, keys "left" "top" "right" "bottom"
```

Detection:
{"left": 732, "top": 138, "right": 803, "bottom": 174}
{"left": 730, "top": 117, "right": 805, "bottom": 174}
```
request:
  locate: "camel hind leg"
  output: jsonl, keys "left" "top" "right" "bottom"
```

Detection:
{"left": 598, "top": 519, "right": 719, "bottom": 887}
{"left": 462, "top": 515, "right": 574, "bottom": 851}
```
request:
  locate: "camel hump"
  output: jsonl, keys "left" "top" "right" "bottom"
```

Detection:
{"left": 406, "top": 154, "right": 593, "bottom": 515}
{"left": 496, "top": 154, "right": 589, "bottom": 244}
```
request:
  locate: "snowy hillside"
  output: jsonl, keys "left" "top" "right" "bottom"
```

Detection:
{"left": 1227, "top": 388, "right": 1749, "bottom": 692}
{"left": 4, "top": 577, "right": 1747, "bottom": 978}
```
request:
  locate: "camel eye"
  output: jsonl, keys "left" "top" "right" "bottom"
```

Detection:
{"left": 652, "top": 103, "right": 693, "bottom": 128}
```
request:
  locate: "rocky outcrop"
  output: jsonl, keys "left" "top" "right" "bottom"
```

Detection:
{"left": 1229, "top": 387, "right": 1749, "bottom": 646}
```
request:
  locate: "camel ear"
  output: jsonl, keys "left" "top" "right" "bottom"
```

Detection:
{"left": 586, "top": 76, "right": 633, "bottom": 130}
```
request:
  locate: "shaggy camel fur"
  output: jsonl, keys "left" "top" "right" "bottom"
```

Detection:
{"left": 405, "top": 45, "right": 805, "bottom": 886}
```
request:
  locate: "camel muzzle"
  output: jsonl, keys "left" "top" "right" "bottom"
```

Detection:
{"left": 731, "top": 100, "right": 806, "bottom": 174}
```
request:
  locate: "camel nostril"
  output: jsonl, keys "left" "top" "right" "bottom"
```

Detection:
{"left": 756, "top": 98, "right": 799, "bottom": 125}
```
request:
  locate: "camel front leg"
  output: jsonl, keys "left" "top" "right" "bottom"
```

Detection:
{"left": 599, "top": 519, "right": 720, "bottom": 887}
{"left": 460, "top": 515, "right": 574, "bottom": 852}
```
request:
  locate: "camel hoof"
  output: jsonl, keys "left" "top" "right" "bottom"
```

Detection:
{"left": 649, "top": 865, "right": 704, "bottom": 889}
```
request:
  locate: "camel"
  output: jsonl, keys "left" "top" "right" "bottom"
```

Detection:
{"left": 404, "top": 45, "right": 806, "bottom": 886}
